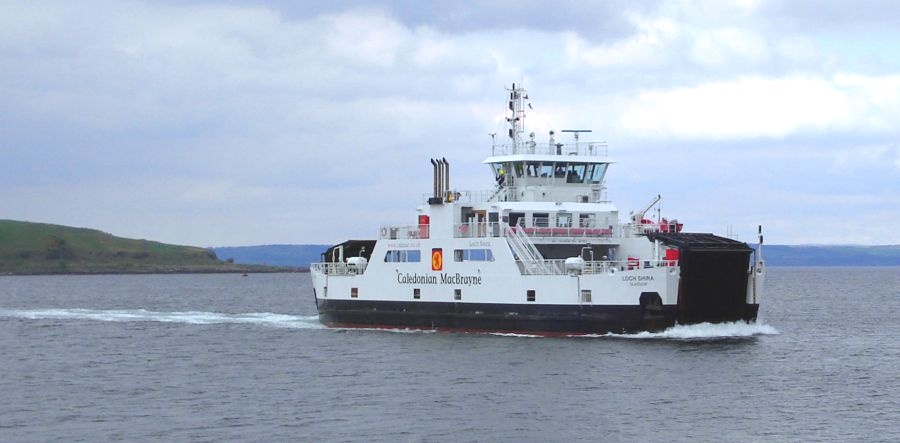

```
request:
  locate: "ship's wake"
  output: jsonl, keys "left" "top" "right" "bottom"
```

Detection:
{"left": 0, "top": 308, "right": 324, "bottom": 329}
{"left": 484, "top": 322, "right": 779, "bottom": 340}
{"left": 2, "top": 308, "right": 778, "bottom": 339}
{"left": 602, "top": 321, "right": 779, "bottom": 340}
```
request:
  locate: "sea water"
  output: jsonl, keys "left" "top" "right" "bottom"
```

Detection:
{"left": 1, "top": 268, "right": 898, "bottom": 442}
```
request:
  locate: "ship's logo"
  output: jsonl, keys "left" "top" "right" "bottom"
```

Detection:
{"left": 431, "top": 248, "right": 443, "bottom": 271}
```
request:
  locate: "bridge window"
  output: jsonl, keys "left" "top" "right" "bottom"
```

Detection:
{"left": 587, "top": 164, "right": 608, "bottom": 183}
{"left": 454, "top": 249, "right": 495, "bottom": 262}
{"left": 384, "top": 250, "right": 422, "bottom": 262}
{"left": 553, "top": 163, "right": 567, "bottom": 178}
{"left": 566, "top": 164, "right": 586, "bottom": 183}
{"left": 539, "top": 162, "right": 553, "bottom": 177}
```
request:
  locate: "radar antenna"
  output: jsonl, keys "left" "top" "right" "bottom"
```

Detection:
{"left": 561, "top": 129, "right": 592, "bottom": 154}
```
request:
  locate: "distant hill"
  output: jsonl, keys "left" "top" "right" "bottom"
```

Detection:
{"left": 758, "top": 244, "right": 900, "bottom": 266}
{"left": 213, "top": 244, "right": 330, "bottom": 268}
{"left": 0, "top": 220, "right": 286, "bottom": 275}
{"left": 211, "top": 243, "right": 900, "bottom": 267}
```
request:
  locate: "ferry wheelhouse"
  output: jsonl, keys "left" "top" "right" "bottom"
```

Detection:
{"left": 310, "top": 84, "right": 764, "bottom": 334}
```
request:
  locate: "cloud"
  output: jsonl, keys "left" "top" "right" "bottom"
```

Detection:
{"left": 689, "top": 27, "right": 769, "bottom": 67}
{"left": 620, "top": 74, "right": 900, "bottom": 139}
{"left": 564, "top": 15, "right": 679, "bottom": 69}
{"left": 3, "top": 0, "right": 900, "bottom": 245}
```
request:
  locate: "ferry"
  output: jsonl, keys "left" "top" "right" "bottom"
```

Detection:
{"left": 310, "top": 84, "right": 765, "bottom": 334}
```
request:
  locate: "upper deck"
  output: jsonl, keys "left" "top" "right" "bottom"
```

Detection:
{"left": 477, "top": 85, "right": 615, "bottom": 204}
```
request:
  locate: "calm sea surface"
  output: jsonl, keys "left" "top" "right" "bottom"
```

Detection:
{"left": 1, "top": 268, "right": 899, "bottom": 442}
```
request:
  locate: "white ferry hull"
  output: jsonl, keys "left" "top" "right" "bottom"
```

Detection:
{"left": 309, "top": 84, "right": 765, "bottom": 334}
{"left": 310, "top": 234, "right": 761, "bottom": 335}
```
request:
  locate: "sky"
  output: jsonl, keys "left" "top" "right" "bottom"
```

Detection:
{"left": 2, "top": 0, "right": 900, "bottom": 246}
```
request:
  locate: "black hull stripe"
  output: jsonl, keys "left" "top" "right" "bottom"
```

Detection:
{"left": 316, "top": 299, "right": 759, "bottom": 334}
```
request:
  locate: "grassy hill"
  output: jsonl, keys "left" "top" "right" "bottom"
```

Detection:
{"left": 0, "top": 220, "right": 286, "bottom": 275}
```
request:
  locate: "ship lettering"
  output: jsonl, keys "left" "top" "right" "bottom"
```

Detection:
{"left": 397, "top": 273, "right": 438, "bottom": 285}
{"left": 621, "top": 275, "right": 655, "bottom": 282}
{"left": 440, "top": 273, "right": 483, "bottom": 286}
{"left": 397, "top": 272, "right": 482, "bottom": 286}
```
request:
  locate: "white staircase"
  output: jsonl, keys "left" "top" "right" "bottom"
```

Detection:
{"left": 503, "top": 225, "right": 549, "bottom": 274}
{"left": 488, "top": 184, "right": 505, "bottom": 202}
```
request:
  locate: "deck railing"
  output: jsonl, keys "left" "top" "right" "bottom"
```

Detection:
{"left": 376, "top": 221, "right": 679, "bottom": 241}
{"left": 515, "top": 259, "right": 678, "bottom": 275}
{"left": 420, "top": 190, "right": 496, "bottom": 205}
{"left": 311, "top": 262, "right": 368, "bottom": 276}
{"left": 452, "top": 222, "right": 619, "bottom": 239}
{"left": 490, "top": 141, "right": 609, "bottom": 157}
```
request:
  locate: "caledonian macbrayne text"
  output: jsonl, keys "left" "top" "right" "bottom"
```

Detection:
{"left": 397, "top": 272, "right": 483, "bottom": 286}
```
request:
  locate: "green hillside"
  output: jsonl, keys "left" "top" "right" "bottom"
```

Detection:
{"left": 0, "top": 220, "right": 279, "bottom": 274}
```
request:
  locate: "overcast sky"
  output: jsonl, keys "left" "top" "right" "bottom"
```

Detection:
{"left": 3, "top": 0, "right": 899, "bottom": 246}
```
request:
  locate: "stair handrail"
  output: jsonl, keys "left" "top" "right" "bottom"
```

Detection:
{"left": 503, "top": 224, "right": 549, "bottom": 274}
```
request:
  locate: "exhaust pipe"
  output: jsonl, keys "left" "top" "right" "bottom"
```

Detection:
{"left": 443, "top": 157, "right": 450, "bottom": 202}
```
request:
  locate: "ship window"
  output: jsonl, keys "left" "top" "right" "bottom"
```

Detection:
{"left": 414, "top": 288, "right": 420, "bottom": 300}
{"left": 580, "top": 213, "right": 595, "bottom": 228}
{"left": 454, "top": 249, "right": 494, "bottom": 262}
{"left": 527, "top": 290, "right": 536, "bottom": 302}
{"left": 534, "top": 213, "right": 549, "bottom": 227}
{"left": 514, "top": 163, "right": 524, "bottom": 178}
{"left": 384, "top": 250, "right": 421, "bottom": 262}
{"left": 539, "top": 162, "right": 553, "bottom": 178}
{"left": 454, "top": 289, "right": 462, "bottom": 300}
{"left": 351, "top": 287, "right": 359, "bottom": 298}
{"left": 556, "top": 213, "right": 572, "bottom": 228}
{"left": 580, "top": 289, "right": 591, "bottom": 303}
{"left": 553, "top": 163, "right": 567, "bottom": 178}
{"left": 567, "top": 164, "right": 586, "bottom": 183}
{"left": 525, "top": 161, "right": 540, "bottom": 177}
{"left": 509, "top": 212, "right": 525, "bottom": 227}
{"left": 590, "top": 164, "right": 608, "bottom": 183}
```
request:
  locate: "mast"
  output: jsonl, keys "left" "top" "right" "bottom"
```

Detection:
{"left": 506, "top": 83, "right": 527, "bottom": 154}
